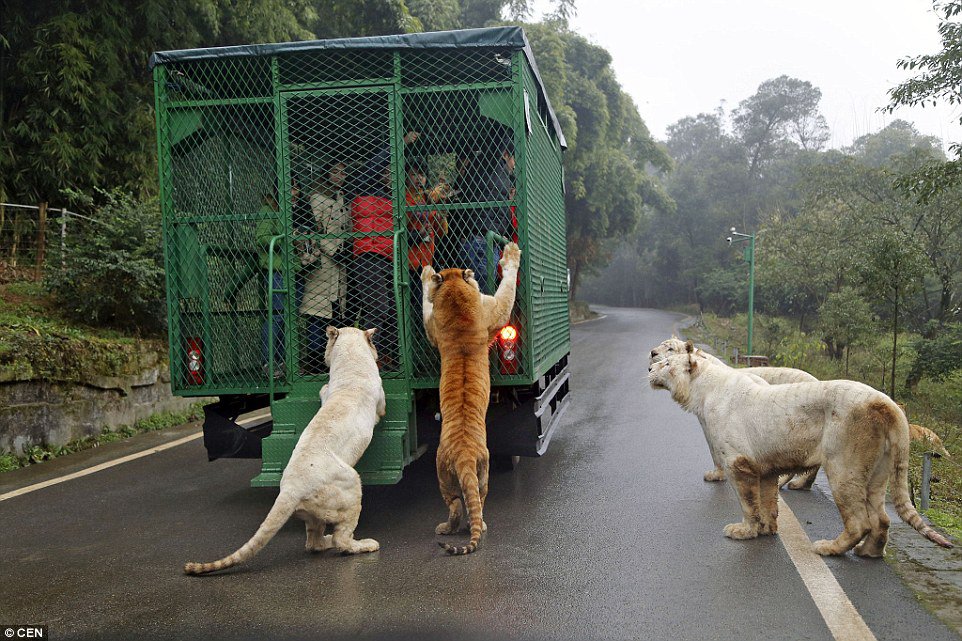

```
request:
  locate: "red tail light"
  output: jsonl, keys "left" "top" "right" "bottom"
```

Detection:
{"left": 498, "top": 324, "right": 519, "bottom": 375}
{"left": 186, "top": 337, "right": 204, "bottom": 385}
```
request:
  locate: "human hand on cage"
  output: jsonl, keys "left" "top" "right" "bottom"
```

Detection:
{"left": 426, "top": 179, "right": 453, "bottom": 203}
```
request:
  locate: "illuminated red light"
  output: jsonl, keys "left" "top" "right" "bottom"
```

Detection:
{"left": 498, "top": 325, "right": 519, "bottom": 374}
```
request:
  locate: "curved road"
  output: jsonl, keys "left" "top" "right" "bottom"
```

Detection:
{"left": 0, "top": 307, "right": 957, "bottom": 640}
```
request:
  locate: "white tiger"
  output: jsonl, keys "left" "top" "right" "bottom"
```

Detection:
{"left": 648, "top": 336, "right": 817, "bottom": 486}
{"left": 648, "top": 343, "right": 953, "bottom": 556}
{"left": 184, "top": 327, "right": 385, "bottom": 575}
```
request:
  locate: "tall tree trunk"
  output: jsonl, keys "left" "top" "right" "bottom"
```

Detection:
{"left": 939, "top": 274, "right": 952, "bottom": 325}
{"left": 890, "top": 286, "right": 898, "bottom": 401}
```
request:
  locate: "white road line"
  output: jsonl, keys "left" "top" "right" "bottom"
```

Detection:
{"left": 777, "top": 497, "right": 877, "bottom": 641}
{"left": 0, "top": 412, "right": 271, "bottom": 503}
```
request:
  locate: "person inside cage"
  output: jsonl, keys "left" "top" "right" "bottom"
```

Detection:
{"left": 459, "top": 135, "right": 516, "bottom": 293}
{"left": 255, "top": 187, "right": 305, "bottom": 378}
{"left": 299, "top": 160, "right": 350, "bottom": 374}
{"left": 404, "top": 157, "right": 449, "bottom": 308}
{"left": 347, "top": 130, "right": 420, "bottom": 369}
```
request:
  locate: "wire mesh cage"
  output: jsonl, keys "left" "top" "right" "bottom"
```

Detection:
{"left": 152, "top": 27, "right": 568, "bottom": 397}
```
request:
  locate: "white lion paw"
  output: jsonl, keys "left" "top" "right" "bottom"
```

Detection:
{"left": 704, "top": 468, "right": 726, "bottom": 482}
{"left": 723, "top": 522, "right": 759, "bottom": 540}
{"left": 812, "top": 539, "right": 841, "bottom": 556}
{"left": 342, "top": 538, "right": 380, "bottom": 554}
{"left": 499, "top": 242, "right": 521, "bottom": 271}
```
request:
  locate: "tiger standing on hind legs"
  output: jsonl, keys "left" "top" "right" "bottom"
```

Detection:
{"left": 421, "top": 242, "right": 521, "bottom": 555}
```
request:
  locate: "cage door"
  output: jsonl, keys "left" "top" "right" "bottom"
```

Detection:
{"left": 280, "top": 88, "right": 404, "bottom": 378}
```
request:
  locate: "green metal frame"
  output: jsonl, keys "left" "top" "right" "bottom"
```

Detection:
{"left": 152, "top": 31, "right": 569, "bottom": 485}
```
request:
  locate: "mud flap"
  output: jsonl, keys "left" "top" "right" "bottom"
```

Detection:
{"left": 202, "top": 395, "right": 273, "bottom": 461}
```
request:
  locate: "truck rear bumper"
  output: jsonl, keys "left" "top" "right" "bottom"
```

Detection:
{"left": 487, "top": 353, "right": 570, "bottom": 457}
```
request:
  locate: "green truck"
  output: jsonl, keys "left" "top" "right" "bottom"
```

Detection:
{"left": 150, "top": 27, "right": 571, "bottom": 486}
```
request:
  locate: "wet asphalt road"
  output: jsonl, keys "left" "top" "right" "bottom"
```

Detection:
{"left": 1, "top": 306, "right": 958, "bottom": 640}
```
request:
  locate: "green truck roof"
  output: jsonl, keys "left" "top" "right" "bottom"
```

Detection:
{"left": 150, "top": 26, "right": 566, "bottom": 148}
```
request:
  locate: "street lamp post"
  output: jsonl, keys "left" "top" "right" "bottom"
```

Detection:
{"left": 726, "top": 227, "right": 756, "bottom": 357}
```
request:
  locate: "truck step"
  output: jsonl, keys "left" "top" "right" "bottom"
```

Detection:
{"left": 252, "top": 384, "right": 421, "bottom": 487}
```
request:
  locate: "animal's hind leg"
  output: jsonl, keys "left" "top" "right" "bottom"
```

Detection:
{"left": 854, "top": 464, "right": 890, "bottom": 558}
{"left": 787, "top": 466, "right": 819, "bottom": 490}
{"left": 304, "top": 515, "right": 332, "bottom": 553}
{"left": 330, "top": 472, "right": 379, "bottom": 554}
{"left": 436, "top": 469, "right": 463, "bottom": 535}
{"left": 758, "top": 475, "right": 780, "bottom": 535}
{"left": 813, "top": 459, "right": 872, "bottom": 556}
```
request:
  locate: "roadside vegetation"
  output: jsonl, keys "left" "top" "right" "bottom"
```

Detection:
{"left": 0, "top": 279, "right": 163, "bottom": 383}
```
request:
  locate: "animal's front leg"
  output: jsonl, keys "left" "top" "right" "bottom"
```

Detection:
{"left": 699, "top": 417, "right": 726, "bottom": 482}
{"left": 320, "top": 384, "right": 330, "bottom": 404}
{"left": 421, "top": 265, "right": 439, "bottom": 346}
{"left": 375, "top": 387, "right": 386, "bottom": 419}
{"left": 723, "top": 456, "right": 762, "bottom": 540}
{"left": 758, "top": 475, "right": 780, "bottom": 535}
{"left": 704, "top": 467, "right": 727, "bottom": 482}
{"left": 483, "top": 242, "right": 521, "bottom": 335}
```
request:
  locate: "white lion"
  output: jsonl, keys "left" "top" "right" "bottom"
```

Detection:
{"left": 185, "top": 327, "right": 386, "bottom": 575}
{"left": 649, "top": 336, "right": 817, "bottom": 486}
{"left": 648, "top": 343, "right": 953, "bottom": 556}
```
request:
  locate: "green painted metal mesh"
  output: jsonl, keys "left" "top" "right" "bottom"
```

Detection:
{"left": 284, "top": 88, "right": 402, "bottom": 378}
{"left": 521, "top": 65, "right": 570, "bottom": 374}
{"left": 156, "top": 45, "right": 566, "bottom": 396}
{"left": 278, "top": 50, "right": 394, "bottom": 86}
{"left": 399, "top": 85, "right": 528, "bottom": 382}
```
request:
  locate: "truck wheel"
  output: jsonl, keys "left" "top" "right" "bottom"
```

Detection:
{"left": 492, "top": 454, "right": 520, "bottom": 471}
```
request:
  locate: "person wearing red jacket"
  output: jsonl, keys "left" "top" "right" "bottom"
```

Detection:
{"left": 347, "top": 131, "right": 420, "bottom": 370}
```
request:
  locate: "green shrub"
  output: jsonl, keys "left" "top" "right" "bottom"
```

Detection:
{"left": 907, "top": 322, "right": 962, "bottom": 386}
{"left": 46, "top": 190, "right": 165, "bottom": 334}
{"left": 695, "top": 269, "right": 745, "bottom": 316}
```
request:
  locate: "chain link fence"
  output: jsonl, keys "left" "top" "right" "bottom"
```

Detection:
{"left": 0, "top": 203, "right": 108, "bottom": 283}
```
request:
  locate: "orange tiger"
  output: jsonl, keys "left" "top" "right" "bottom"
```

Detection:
{"left": 420, "top": 242, "right": 521, "bottom": 555}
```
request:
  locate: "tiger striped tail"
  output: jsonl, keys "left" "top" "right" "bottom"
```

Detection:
{"left": 440, "top": 457, "right": 484, "bottom": 556}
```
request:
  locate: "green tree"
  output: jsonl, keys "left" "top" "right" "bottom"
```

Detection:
{"left": 0, "top": 0, "right": 316, "bottom": 205}
{"left": 847, "top": 119, "right": 941, "bottom": 167}
{"left": 887, "top": 0, "right": 962, "bottom": 201}
{"left": 857, "top": 229, "right": 929, "bottom": 399}
{"left": 523, "top": 27, "right": 671, "bottom": 298}
{"left": 733, "top": 75, "right": 829, "bottom": 179}
{"left": 817, "top": 286, "right": 874, "bottom": 374}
